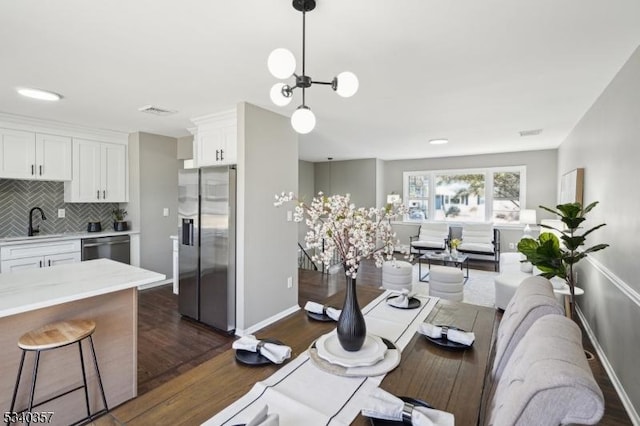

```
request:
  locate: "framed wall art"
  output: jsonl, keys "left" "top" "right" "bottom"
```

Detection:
{"left": 559, "top": 168, "right": 584, "bottom": 204}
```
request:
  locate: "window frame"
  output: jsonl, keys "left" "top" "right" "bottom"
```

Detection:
{"left": 402, "top": 165, "right": 527, "bottom": 224}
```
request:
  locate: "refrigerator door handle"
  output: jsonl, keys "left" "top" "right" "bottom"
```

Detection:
{"left": 182, "top": 218, "right": 195, "bottom": 245}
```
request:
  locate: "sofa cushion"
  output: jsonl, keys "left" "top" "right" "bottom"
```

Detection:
{"left": 492, "top": 276, "right": 564, "bottom": 381}
{"left": 458, "top": 242, "right": 494, "bottom": 254}
{"left": 485, "top": 315, "right": 604, "bottom": 426}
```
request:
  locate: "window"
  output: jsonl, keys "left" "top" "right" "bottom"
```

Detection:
{"left": 407, "top": 174, "right": 429, "bottom": 220}
{"left": 492, "top": 171, "right": 521, "bottom": 223}
{"left": 403, "top": 166, "right": 525, "bottom": 223}
{"left": 435, "top": 172, "right": 485, "bottom": 222}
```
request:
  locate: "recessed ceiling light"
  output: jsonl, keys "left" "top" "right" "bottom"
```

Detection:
{"left": 16, "top": 87, "right": 63, "bottom": 101}
{"left": 429, "top": 139, "right": 449, "bottom": 145}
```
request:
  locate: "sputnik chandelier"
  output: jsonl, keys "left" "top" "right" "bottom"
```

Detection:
{"left": 268, "top": 0, "right": 359, "bottom": 134}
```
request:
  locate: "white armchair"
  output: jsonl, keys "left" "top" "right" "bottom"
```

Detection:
{"left": 457, "top": 223, "right": 500, "bottom": 271}
{"left": 409, "top": 223, "right": 449, "bottom": 255}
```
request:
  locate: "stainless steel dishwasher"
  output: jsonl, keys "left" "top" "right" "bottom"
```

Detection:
{"left": 81, "top": 235, "right": 131, "bottom": 264}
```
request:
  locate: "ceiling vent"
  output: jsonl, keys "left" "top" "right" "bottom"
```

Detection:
{"left": 138, "top": 105, "right": 177, "bottom": 116}
{"left": 519, "top": 128, "right": 543, "bottom": 137}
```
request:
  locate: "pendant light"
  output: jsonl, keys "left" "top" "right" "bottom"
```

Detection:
{"left": 268, "top": 0, "right": 358, "bottom": 134}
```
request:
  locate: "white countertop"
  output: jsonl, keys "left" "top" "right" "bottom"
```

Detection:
{"left": 0, "top": 229, "right": 140, "bottom": 247}
{"left": 0, "top": 258, "right": 165, "bottom": 318}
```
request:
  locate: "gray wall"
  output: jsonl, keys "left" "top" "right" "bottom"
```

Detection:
{"left": 298, "top": 160, "right": 315, "bottom": 244}
{"left": 375, "top": 158, "right": 385, "bottom": 208}
{"left": 384, "top": 150, "right": 558, "bottom": 251}
{"left": 558, "top": 45, "right": 640, "bottom": 418}
{"left": 177, "top": 135, "right": 193, "bottom": 160}
{"left": 238, "top": 102, "right": 298, "bottom": 330}
{"left": 127, "top": 132, "right": 179, "bottom": 278}
{"left": 314, "top": 158, "right": 377, "bottom": 208}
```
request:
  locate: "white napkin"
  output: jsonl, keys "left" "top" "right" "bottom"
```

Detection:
{"left": 246, "top": 405, "right": 279, "bottom": 426}
{"left": 386, "top": 289, "right": 413, "bottom": 308}
{"left": 232, "top": 335, "right": 292, "bottom": 364}
{"left": 418, "top": 323, "right": 475, "bottom": 346}
{"left": 304, "top": 301, "right": 341, "bottom": 321}
{"left": 362, "top": 388, "right": 454, "bottom": 426}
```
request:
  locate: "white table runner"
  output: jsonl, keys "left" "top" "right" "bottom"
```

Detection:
{"left": 203, "top": 291, "right": 438, "bottom": 426}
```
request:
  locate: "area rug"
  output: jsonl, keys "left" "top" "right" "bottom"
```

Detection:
{"left": 410, "top": 264, "right": 498, "bottom": 308}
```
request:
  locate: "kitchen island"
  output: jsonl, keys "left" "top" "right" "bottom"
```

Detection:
{"left": 0, "top": 259, "right": 164, "bottom": 426}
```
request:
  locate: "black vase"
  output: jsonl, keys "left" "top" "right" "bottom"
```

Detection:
{"left": 114, "top": 221, "right": 128, "bottom": 231}
{"left": 336, "top": 269, "right": 367, "bottom": 352}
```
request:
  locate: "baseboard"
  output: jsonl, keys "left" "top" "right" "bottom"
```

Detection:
{"left": 138, "top": 278, "right": 172, "bottom": 290}
{"left": 577, "top": 306, "right": 640, "bottom": 425}
{"left": 235, "top": 304, "right": 301, "bottom": 337}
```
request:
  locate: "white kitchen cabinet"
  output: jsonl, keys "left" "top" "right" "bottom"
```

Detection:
{"left": 64, "top": 139, "right": 128, "bottom": 202}
{"left": 1, "top": 252, "right": 81, "bottom": 273}
{"left": 0, "top": 128, "right": 71, "bottom": 181}
{"left": 0, "top": 240, "right": 81, "bottom": 273}
{"left": 190, "top": 109, "right": 237, "bottom": 167}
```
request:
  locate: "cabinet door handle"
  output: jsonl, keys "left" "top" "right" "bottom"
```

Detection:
{"left": 48, "top": 259, "right": 51, "bottom": 267}
{"left": 39, "top": 260, "right": 43, "bottom": 268}
{"left": 39, "top": 165, "right": 43, "bottom": 175}
{"left": 220, "top": 149, "right": 224, "bottom": 161}
{"left": 216, "top": 149, "right": 219, "bottom": 161}
{"left": 103, "top": 190, "right": 106, "bottom": 199}
{"left": 97, "top": 190, "right": 100, "bottom": 199}
{"left": 31, "top": 165, "right": 35, "bottom": 175}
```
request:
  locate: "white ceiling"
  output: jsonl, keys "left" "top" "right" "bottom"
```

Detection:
{"left": 1, "top": 1, "right": 639, "bottom": 162}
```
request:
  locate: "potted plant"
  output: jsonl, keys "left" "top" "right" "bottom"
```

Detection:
{"left": 112, "top": 208, "right": 128, "bottom": 232}
{"left": 517, "top": 201, "right": 609, "bottom": 320}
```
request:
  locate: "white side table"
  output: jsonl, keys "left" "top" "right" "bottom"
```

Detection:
{"left": 553, "top": 285, "right": 584, "bottom": 318}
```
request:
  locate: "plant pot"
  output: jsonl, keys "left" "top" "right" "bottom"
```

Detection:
{"left": 336, "top": 268, "right": 367, "bottom": 352}
{"left": 114, "top": 221, "right": 128, "bottom": 232}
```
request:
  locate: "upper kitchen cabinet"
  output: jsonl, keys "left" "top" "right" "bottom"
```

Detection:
{"left": 64, "top": 139, "right": 128, "bottom": 203}
{"left": 190, "top": 109, "right": 237, "bottom": 167}
{"left": 0, "top": 128, "right": 72, "bottom": 181}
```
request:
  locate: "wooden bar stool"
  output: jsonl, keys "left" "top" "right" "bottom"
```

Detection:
{"left": 7, "top": 320, "right": 109, "bottom": 426}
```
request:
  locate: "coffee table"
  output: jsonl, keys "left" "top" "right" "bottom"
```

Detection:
{"left": 419, "top": 252, "right": 469, "bottom": 283}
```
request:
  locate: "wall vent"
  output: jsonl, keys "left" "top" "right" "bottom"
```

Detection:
{"left": 138, "top": 105, "right": 178, "bottom": 116}
{"left": 519, "top": 128, "right": 543, "bottom": 137}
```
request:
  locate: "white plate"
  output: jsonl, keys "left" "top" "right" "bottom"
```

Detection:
{"left": 316, "top": 333, "right": 386, "bottom": 367}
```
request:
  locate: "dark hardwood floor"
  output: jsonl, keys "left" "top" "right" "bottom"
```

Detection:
{"left": 137, "top": 286, "right": 234, "bottom": 395}
{"left": 136, "top": 260, "right": 632, "bottom": 424}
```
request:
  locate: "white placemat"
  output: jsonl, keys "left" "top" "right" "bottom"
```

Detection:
{"left": 203, "top": 292, "right": 438, "bottom": 426}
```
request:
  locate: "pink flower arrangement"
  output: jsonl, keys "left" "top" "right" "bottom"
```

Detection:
{"left": 275, "top": 192, "right": 409, "bottom": 278}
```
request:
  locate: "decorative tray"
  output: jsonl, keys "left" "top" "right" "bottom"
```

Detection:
{"left": 423, "top": 326, "right": 471, "bottom": 351}
{"left": 309, "top": 335, "right": 400, "bottom": 377}
{"left": 386, "top": 295, "right": 421, "bottom": 309}
{"left": 235, "top": 338, "right": 286, "bottom": 365}
{"left": 316, "top": 333, "right": 386, "bottom": 367}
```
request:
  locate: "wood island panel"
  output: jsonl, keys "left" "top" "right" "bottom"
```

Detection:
{"left": 0, "top": 288, "right": 137, "bottom": 426}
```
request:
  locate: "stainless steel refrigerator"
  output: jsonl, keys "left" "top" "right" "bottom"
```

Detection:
{"left": 178, "top": 165, "right": 236, "bottom": 332}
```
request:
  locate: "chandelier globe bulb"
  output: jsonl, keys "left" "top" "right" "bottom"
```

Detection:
{"left": 268, "top": 48, "right": 296, "bottom": 79}
{"left": 291, "top": 106, "right": 316, "bottom": 134}
{"left": 335, "top": 71, "right": 359, "bottom": 98}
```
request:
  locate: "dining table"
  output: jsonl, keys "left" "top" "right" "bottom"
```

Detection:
{"left": 99, "top": 286, "right": 498, "bottom": 426}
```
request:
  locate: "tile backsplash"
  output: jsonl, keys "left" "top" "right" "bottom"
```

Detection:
{"left": 0, "top": 180, "right": 118, "bottom": 237}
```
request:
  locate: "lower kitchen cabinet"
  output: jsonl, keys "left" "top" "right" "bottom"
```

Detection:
{"left": 1, "top": 252, "right": 81, "bottom": 273}
{"left": 0, "top": 240, "right": 81, "bottom": 273}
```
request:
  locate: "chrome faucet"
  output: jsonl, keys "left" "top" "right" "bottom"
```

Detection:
{"left": 28, "top": 207, "right": 47, "bottom": 237}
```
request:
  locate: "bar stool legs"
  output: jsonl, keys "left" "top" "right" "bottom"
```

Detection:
{"left": 89, "top": 335, "right": 109, "bottom": 413}
{"left": 7, "top": 320, "right": 108, "bottom": 426}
